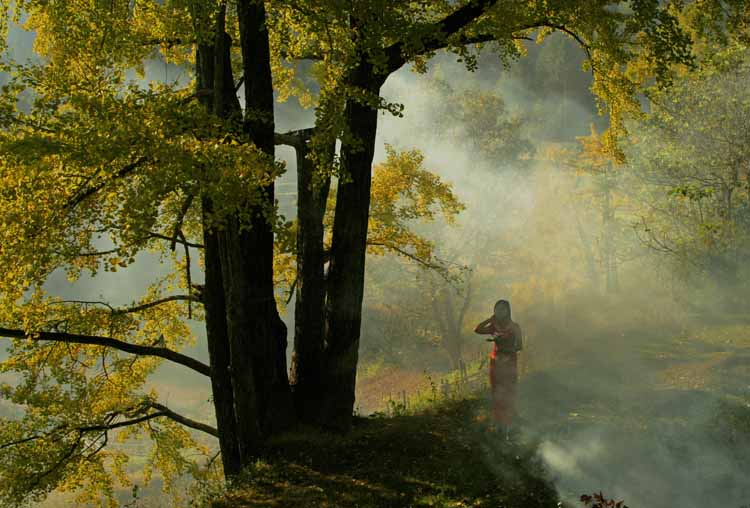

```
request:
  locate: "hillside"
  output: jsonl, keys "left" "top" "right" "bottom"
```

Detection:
{"left": 209, "top": 395, "right": 559, "bottom": 508}
{"left": 208, "top": 321, "right": 750, "bottom": 508}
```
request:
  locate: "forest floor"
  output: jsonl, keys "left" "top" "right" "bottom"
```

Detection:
{"left": 209, "top": 395, "right": 560, "bottom": 508}
{"left": 211, "top": 321, "right": 750, "bottom": 508}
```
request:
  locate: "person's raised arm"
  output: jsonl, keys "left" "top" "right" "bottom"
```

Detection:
{"left": 474, "top": 317, "right": 494, "bottom": 335}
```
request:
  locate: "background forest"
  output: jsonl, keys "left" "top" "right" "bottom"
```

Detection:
{"left": 1, "top": 2, "right": 750, "bottom": 508}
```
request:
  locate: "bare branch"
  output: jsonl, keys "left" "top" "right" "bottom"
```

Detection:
{"left": 0, "top": 432, "right": 49, "bottom": 451}
{"left": 367, "top": 240, "right": 446, "bottom": 271}
{"left": 234, "top": 75, "right": 245, "bottom": 93}
{"left": 27, "top": 432, "right": 82, "bottom": 490}
{"left": 544, "top": 23, "right": 593, "bottom": 62}
{"left": 140, "top": 37, "right": 194, "bottom": 48}
{"left": 54, "top": 295, "right": 200, "bottom": 314}
{"left": 76, "top": 411, "right": 170, "bottom": 433}
{"left": 74, "top": 246, "right": 126, "bottom": 257}
{"left": 113, "top": 295, "right": 201, "bottom": 314}
{"left": 285, "top": 274, "right": 298, "bottom": 305}
{"left": 178, "top": 230, "right": 194, "bottom": 318}
{"left": 0, "top": 327, "right": 210, "bottom": 376}
{"left": 2, "top": 402, "right": 217, "bottom": 452}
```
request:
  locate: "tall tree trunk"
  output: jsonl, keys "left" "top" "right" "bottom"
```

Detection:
{"left": 204, "top": 3, "right": 267, "bottom": 461}
{"left": 195, "top": 0, "right": 293, "bottom": 470}
{"left": 201, "top": 199, "right": 242, "bottom": 478}
{"left": 321, "top": 65, "right": 384, "bottom": 430}
{"left": 195, "top": 32, "right": 244, "bottom": 478}
{"left": 287, "top": 131, "right": 332, "bottom": 423}
{"left": 234, "top": 0, "right": 294, "bottom": 441}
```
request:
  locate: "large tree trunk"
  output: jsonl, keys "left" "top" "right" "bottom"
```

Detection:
{"left": 214, "top": 0, "right": 294, "bottom": 458}
{"left": 195, "top": 0, "right": 293, "bottom": 471}
{"left": 201, "top": 199, "right": 242, "bottom": 478}
{"left": 321, "top": 65, "right": 384, "bottom": 430}
{"left": 195, "top": 34, "right": 244, "bottom": 478}
{"left": 237, "top": 0, "right": 295, "bottom": 435}
{"left": 288, "top": 131, "right": 332, "bottom": 424}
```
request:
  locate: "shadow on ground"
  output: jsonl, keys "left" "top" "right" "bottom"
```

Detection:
{"left": 212, "top": 397, "right": 559, "bottom": 508}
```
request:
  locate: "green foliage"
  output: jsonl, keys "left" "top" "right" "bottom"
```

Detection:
{"left": 367, "top": 145, "right": 465, "bottom": 266}
{"left": 0, "top": 1, "right": 267, "bottom": 505}
{"left": 0, "top": 0, "right": 743, "bottom": 504}
{"left": 625, "top": 42, "right": 750, "bottom": 300}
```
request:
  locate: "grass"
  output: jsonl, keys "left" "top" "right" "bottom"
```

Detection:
{"left": 202, "top": 322, "right": 750, "bottom": 508}
{"left": 210, "top": 395, "right": 560, "bottom": 508}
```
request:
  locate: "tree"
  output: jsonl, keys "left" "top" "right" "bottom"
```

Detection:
{"left": 0, "top": 0, "right": 290, "bottom": 502}
{"left": 275, "top": 139, "right": 464, "bottom": 421}
{"left": 626, "top": 42, "right": 750, "bottom": 309}
{"left": 564, "top": 127, "right": 636, "bottom": 294}
{"left": 423, "top": 74, "right": 534, "bottom": 166}
{"left": 0, "top": 0, "right": 740, "bottom": 504}
{"left": 276, "top": 0, "right": 707, "bottom": 429}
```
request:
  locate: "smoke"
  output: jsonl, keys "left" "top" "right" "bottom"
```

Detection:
{"left": 356, "top": 38, "right": 750, "bottom": 508}
{"left": 2, "top": 19, "right": 749, "bottom": 508}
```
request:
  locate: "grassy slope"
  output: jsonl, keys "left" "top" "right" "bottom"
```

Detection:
{"left": 211, "top": 322, "right": 750, "bottom": 508}
{"left": 211, "top": 396, "right": 559, "bottom": 508}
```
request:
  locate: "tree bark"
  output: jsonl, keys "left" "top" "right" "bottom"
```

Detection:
{"left": 314, "top": 1, "right": 500, "bottom": 429}
{"left": 234, "top": 0, "right": 294, "bottom": 441}
{"left": 201, "top": 198, "right": 242, "bottom": 478}
{"left": 195, "top": 0, "right": 293, "bottom": 471}
{"left": 286, "top": 130, "right": 332, "bottom": 424}
{"left": 195, "top": 32, "right": 245, "bottom": 478}
{"left": 321, "top": 63, "right": 384, "bottom": 430}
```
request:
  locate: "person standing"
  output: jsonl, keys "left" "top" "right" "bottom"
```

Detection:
{"left": 474, "top": 299, "right": 523, "bottom": 429}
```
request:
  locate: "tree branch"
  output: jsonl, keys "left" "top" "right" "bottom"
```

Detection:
{"left": 147, "top": 402, "right": 219, "bottom": 437}
{"left": 1, "top": 404, "right": 217, "bottom": 462}
{"left": 274, "top": 127, "right": 314, "bottom": 149}
{"left": 384, "top": 0, "right": 501, "bottom": 72}
{"left": 0, "top": 327, "right": 210, "bottom": 377}
{"left": 140, "top": 37, "right": 194, "bottom": 48}
{"left": 113, "top": 295, "right": 202, "bottom": 314}
{"left": 74, "top": 404, "right": 218, "bottom": 438}
{"left": 55, "top": 295, "right": 201, "bottom": 314}
{"left": 366, "top": 241, "right": 446, "bottom": 271}
{"left": 170, "top": 194, "right": 195, "bottom": 252}
{"left": 73, "top": 231, "right": 204, "bottom": 258}
{"left": 76, "top": 411, "right": 170, "bottom": 433}
{"left": 234, "top": 75, "right": 245, "bottom": 93}
{"left": 178, "top": 230, "right": 194, "bottom": 318}
{"left": 285, "top": 274, "right": 298, "bottom": 305}
{"left": 147, "top": 231, "right": 205, "bottom": 249}
{"left": 64, "top": 157, "right": 148, "bottom": 211}
{"left": 544, "top": 23, "right": 593, "bottom": 62}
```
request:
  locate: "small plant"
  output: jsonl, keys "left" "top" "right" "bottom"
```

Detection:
{"left": 580, "top": 492, "right": 628, "bottom": 508}
{"left": 386, "top": 396, "right": 409, "bottom": 416}
{"left": 425, "top": 372, "right": 439, "bottom": 403}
